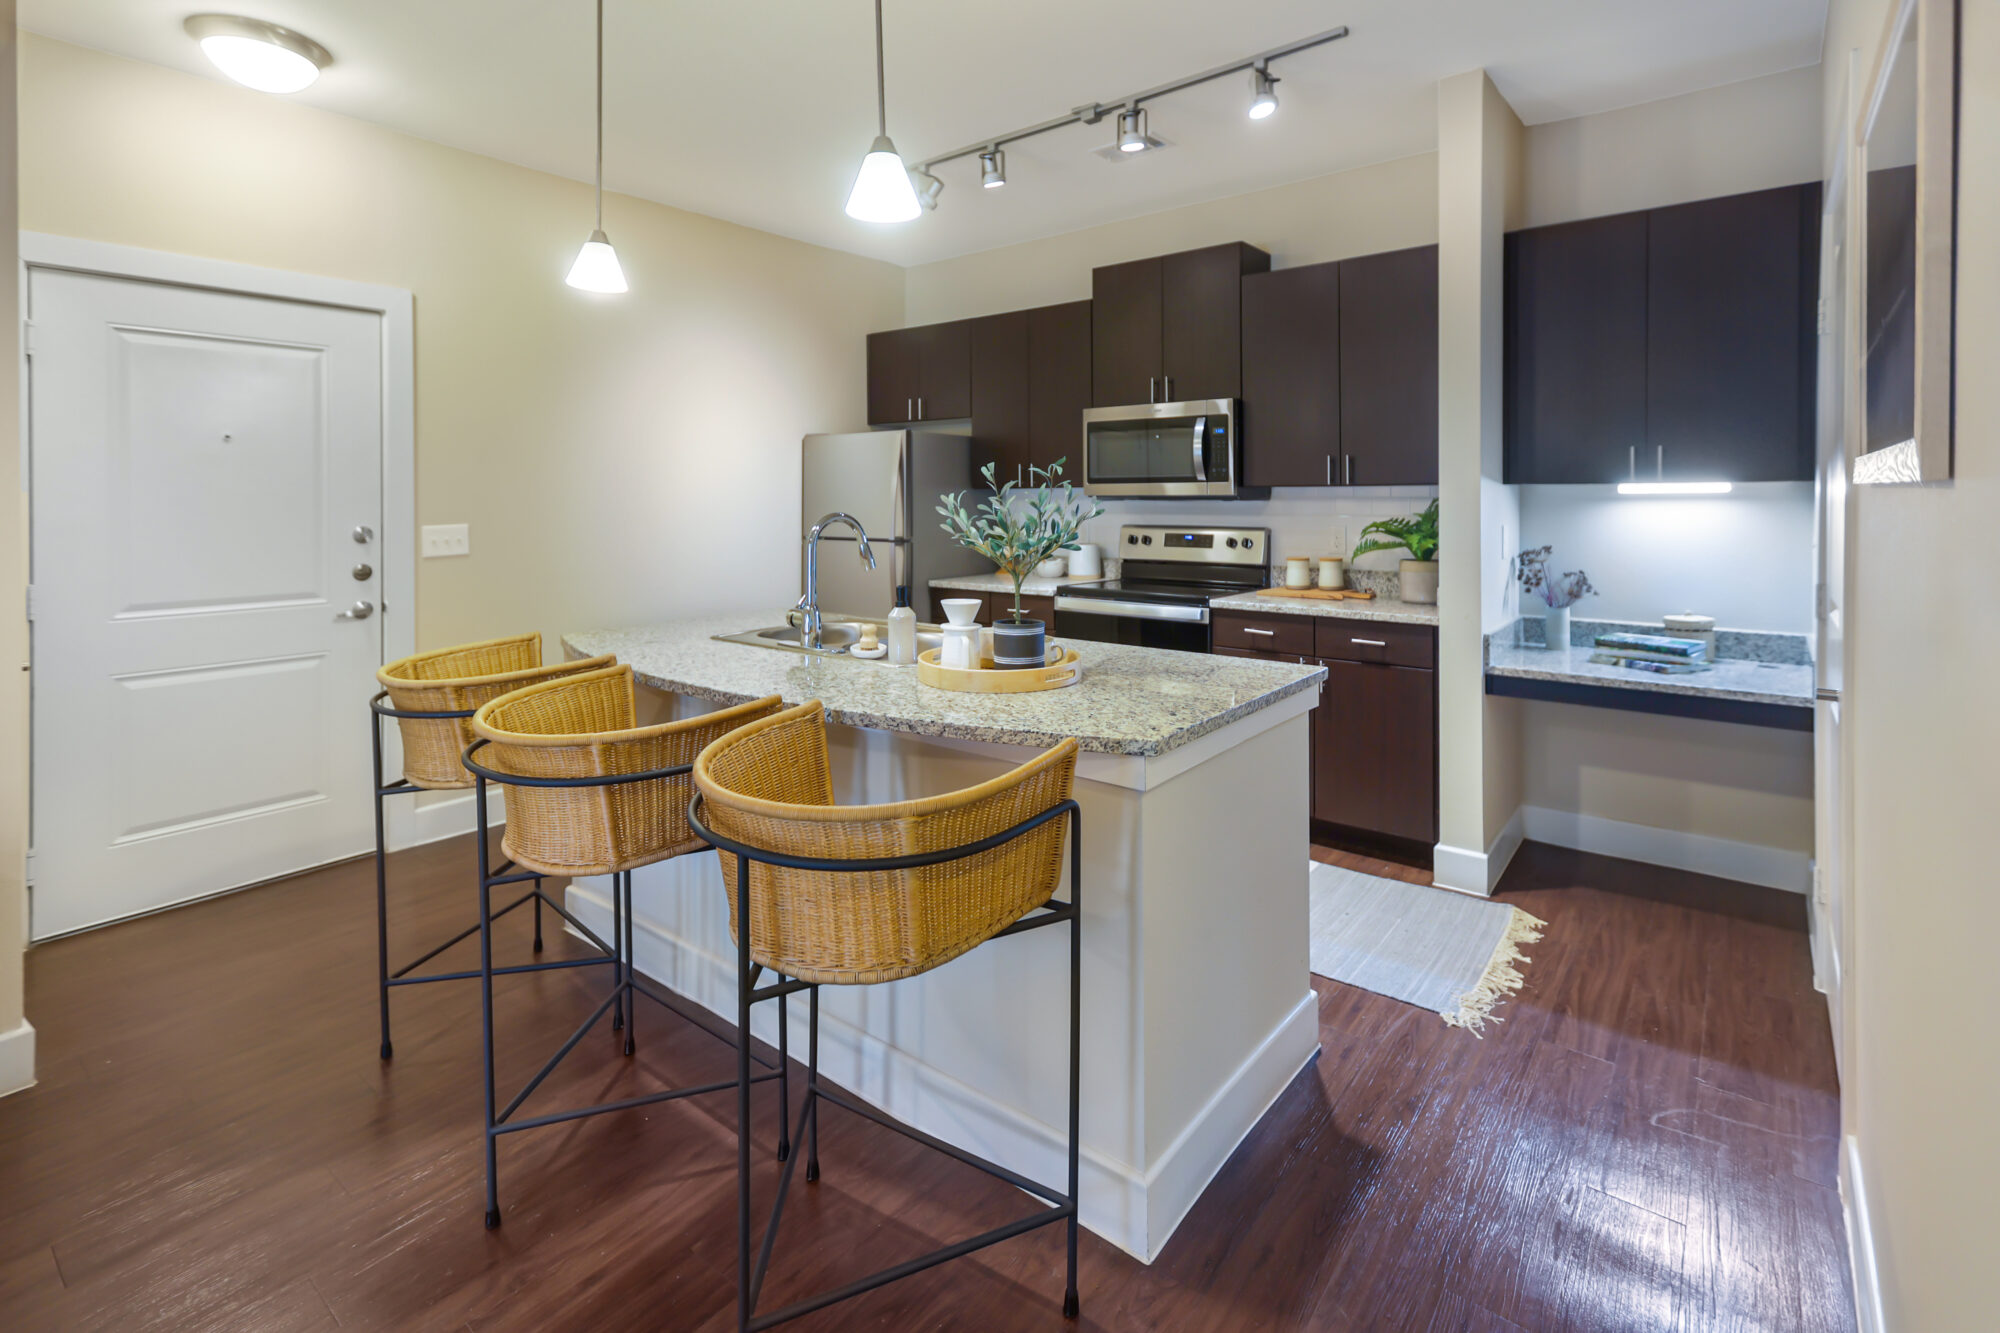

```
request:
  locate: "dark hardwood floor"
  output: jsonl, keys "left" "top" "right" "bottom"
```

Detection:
{"left": 0, "top": 836, "right": 1850, "bottom": 1331}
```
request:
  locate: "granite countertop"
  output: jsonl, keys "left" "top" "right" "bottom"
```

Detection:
{"left": 1210, "top": 590, "right": 1441, "bottom": 626}
{"left": 564, "top": 612, "right": 1324, "bottom": 758}
{"left": 1485, "top": 639, "right": 1813, "bottom": 708}
{"left": 929, "top": 571, "right": 1112, "bottom": 597}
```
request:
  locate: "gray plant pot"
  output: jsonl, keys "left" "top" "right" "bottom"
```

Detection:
{"left": 990, "top": 616, "right": 1046, "bottom": 669}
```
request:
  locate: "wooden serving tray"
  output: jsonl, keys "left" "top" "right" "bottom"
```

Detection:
{"left": 916, "top": 645, "right": 1083, "bottom": 693}
{"left": 1254, "top": 586, "right": 1377, "bottom": 601}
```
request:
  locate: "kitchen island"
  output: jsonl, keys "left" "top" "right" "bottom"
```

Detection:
{"left": 562, "top": 613, "right": 1324, "bottom": 1262}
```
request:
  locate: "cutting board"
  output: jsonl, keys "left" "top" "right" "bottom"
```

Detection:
{"left": 1254, "top": 586, "right": 1377, "bottom": 602}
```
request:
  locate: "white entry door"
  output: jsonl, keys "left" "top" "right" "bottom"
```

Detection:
{"left": 28, "top": 268, "right": 385, "bottom": 938}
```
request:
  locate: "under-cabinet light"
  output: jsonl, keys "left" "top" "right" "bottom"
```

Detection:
{"left": 1616, "top": 482, "right": 1734, "bottom": 496}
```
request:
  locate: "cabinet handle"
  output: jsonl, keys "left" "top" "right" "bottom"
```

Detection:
{"left": 1163, "top": 376, "right": 1173, "bottom": 401}
{"left": 1629, "top": 445, "right": 1636, "bottom": 479}
{"left": 1148, "top": 376, "right": 1157, "bottom": 403}
{"left": 917, "top": 397, "right": 924, "bottom": 420}
{"left": 907, "top": 397, "right": 914, "bottom": 421}
{"left": 1350, "top": 638, "right": 1386, "bottom": 647}
{"left": 1325, "top": 455, "right": 1331, "bottom": 485}
{"left": 1656, "top": 444, "right": 1663, "bottom": 478}
{"left": 1345, "top": 455, "right": 1353, "bottom": 485}
{"left": 1243, "top": 627, "right": 1276, "bottom": 636}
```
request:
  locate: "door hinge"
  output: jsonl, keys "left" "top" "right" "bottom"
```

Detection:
{"left": 21, "top": 319, "right": 36, "bottom": 357}
{"left": 23, "top": 847, "right": 36, "bottom": 888}
{"left": 1816, "top": 297, "right": 1829, "bottom": 337}
{"left": 24, "top": 585, "right": 35, "bottom": 623}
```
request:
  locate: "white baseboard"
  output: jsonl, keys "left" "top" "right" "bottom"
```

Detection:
{"left": 1431, "top": 807, "right": 1526, "bottom": 897}
{"left": 384, "top": 786, "right": 505, "bottom": 853}
{"left": 1842, "top": 1134, "right": 1887, "bottom": 1333}
{"left": 566, "top": 881, "right": 1319, "bottom": 1264}
{"left": 0, "top": 1018, "right": 36, "bottom": 1098}
{"left": 1518, "top": 804, "right": 1811, "bottom": 893}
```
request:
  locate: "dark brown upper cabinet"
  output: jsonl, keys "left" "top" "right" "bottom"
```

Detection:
{"left": 866, "top": 320, "right": 971, "bottom": 424}
{"left": 969, "top": 300, "right": 1094, "bottom": 489}
{"left": 1092, "top": 242, "right": 1269, "bottom": 406}
{"left": 1339, "top": 244, "right": 1439, "bottom": 487}
{"left": 1503, "top": 181, "right": 1819, "bottom": 483}
{"left": 1242, "top": 260, "right": 1340, "bottom": 487}
{"left": 1646, "top": 182, "right": 1820, "bottom": 482}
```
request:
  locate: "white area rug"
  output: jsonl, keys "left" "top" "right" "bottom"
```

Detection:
{"left": 1307, "top": 861, "right": 1546, "bottom": 1034}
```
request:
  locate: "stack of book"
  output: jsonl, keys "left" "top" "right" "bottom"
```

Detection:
{"left": 1590, "top": 632, "right": 1711, "bottom": 675}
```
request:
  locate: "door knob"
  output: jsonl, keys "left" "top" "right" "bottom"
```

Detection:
{"left": 352, "top": 525, "right": 374, "bottom": 544}
{"left": 335, "top": 600, "right": 375, "bottom": 620}
{"left": 351, "top": 563, "right": 374, "bottom": 581}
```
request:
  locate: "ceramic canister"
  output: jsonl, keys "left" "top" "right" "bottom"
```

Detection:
{"left": 1317, "top": 557, "right": 1346, "bottom": 591}
{"left": 1285, "top": 556, "right": 1313, "bottom": 589}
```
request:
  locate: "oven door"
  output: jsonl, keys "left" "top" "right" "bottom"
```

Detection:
{"left": 1052, "top": 597, "right": 1211, "bottom": 654}
{"left": 1081, "top": 400, "right": 1237, "bottom": 498}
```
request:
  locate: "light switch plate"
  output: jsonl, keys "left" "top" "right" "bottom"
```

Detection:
{"left": 422, "top": 523, "right": 470, "bottom": 558}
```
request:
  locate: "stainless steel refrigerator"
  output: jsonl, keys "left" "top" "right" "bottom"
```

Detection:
{"left": 800, "top": 431, "right": 990, "bottom": 619}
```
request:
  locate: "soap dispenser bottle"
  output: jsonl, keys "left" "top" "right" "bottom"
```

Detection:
{"left": 886, "top": 586, "right": 917, "bottom": 665}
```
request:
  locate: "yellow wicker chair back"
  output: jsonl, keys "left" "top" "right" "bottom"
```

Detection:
{"left": 377, "top": 633, "right": 614, "bottom": 789}
{"left": 473, "top": 663, "right": 783, "bottom": 877}
{"left": 693, "top": 700, "right": 1078, "bottom": 985}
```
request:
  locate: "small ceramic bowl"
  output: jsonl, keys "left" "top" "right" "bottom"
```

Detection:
{"left": 1035, "top": 556, "right": 1068, "bottom": 577}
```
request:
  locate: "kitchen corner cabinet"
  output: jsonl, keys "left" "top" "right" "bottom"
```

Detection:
{"left": 1092, "top": 243, "right": 1270, "bottom": 406}
{"left": 866, "top": 320, "right": 971, "bottom": 425}
{"left": 1240, "top": 246, "right": 1438, "bottom": 488}
{"left": 969, "top": 300, "right": 1093, "bottom": 488}
{"left": 1503, "top": 181, "right": 1820, "bottom": 483}
{"left": 1213, "top": 611, "right": 1437, "bottom": 844}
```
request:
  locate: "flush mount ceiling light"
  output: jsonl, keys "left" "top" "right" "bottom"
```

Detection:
{"left": 184, "top": 14, "right": 331, "bottom": 94}
{"left": 844, "top": 0, "right": 922, "bottom": 223}
{"left": 1616, "top": 482, "right": 1734, "bottom": 496}
{"left": 1248, "top": 64, "right": 1280, "bottom": 119}
{"left": 907, "top": 23, "right": 1346, "bottom": 208}
{"left": 565, "top": 0, "right": 627, "bottom": 293}
{"left": 1116, "top": 107, "right": 1151, "bottom": 153}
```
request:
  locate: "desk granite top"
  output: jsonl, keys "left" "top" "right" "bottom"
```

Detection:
{"left": 564, "top": 612, "right": 1324, "bottom": 758}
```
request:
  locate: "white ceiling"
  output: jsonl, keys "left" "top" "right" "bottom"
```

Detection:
{"left": 22, "top": 1, "right": 1828, "bottom": 267}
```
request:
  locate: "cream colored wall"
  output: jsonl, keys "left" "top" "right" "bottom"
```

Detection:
{"left": 1826, "top": 0, "right": 2000, "bottom": 1326}
{"left": 1, "top": 3, "right": 29, "bottom": 1087}
{"left": 903, "top": 153, "right": 1438, "bottom": 325}
{"left": 16, "top": 35, "right": 905, "bottom": 662}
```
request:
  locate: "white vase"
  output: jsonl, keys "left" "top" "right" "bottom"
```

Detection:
{"left": 1543, "top": 605, "right": 1571, "bottom": 649}
{"left": 1399, "top": 559, "right": 1438, "bottom": 604}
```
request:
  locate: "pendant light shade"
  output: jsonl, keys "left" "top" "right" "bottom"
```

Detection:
{"left": 847, "top": 135, "right": 922, "bottom": 222}
{"left": 845, "top": 0, "right": 920, "bottom": 225}
{"left": 566, "top": 0, "right": 626, "bottom": 293}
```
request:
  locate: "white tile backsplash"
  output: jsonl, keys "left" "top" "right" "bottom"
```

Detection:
{"left": 1078, "top": 486, "right": 1438, "bottom": 579}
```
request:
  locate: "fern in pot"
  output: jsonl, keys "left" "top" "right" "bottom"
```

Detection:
{"left": 938, "top": 459, "right": 1102, "bottom": 668}
{"left": 1352, "top": 500, "right": 1440, "bottom": 604}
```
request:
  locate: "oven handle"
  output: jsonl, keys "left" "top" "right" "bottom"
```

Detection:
{"left": 1054, "top": 596, "right": 1209, "bottom": 624}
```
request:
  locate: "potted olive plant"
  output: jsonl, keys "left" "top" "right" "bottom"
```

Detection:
{"left": 1352, "top": 500, "right": 1440, "bottom": 604}
{"left": 938, "top": 459, "right": 1102, "bottom": 668}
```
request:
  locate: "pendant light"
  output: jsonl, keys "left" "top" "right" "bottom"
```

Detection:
{"left": 566, "top": 0, "right": 627, "bottom": 293}
{"left": 844, "top": 0, "right": 922, "bottom": 223}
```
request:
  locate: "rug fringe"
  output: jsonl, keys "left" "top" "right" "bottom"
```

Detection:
{"left": 1440, "top": 909, "right": 1548, "bottom": 1037}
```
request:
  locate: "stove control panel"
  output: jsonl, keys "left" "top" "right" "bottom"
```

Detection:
{"left": 1116, "top": 525, "right": 1270, "bottom": 567}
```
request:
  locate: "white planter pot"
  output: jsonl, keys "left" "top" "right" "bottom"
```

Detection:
{"left": 1399, "top": 559, "right": 1438, "bottom": 605}
{"left": 1543, "top": 604, "right": 1571, "bottom": 649}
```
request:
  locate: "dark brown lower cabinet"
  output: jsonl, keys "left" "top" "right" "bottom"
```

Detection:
{"left": 928, "top": 589, "right": 1053, "bottom": 626}
{"left": 1213, "top": 611, "right": 1437, "bottom": 845}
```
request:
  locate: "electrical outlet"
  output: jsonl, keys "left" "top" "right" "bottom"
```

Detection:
{"left": 1330, "top": 524, "right": 1347, "bottom": 558}
{"left": 422, "top": 523, "right": 470, "bottom": 558}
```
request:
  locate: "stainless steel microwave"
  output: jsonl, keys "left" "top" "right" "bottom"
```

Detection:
{"left": 1080, "top": 399, "right": 1257, "bottom": 499}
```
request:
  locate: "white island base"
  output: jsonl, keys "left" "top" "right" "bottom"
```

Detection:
{"left": 565, "top": 681, "right": 1318, "bottom": 1263}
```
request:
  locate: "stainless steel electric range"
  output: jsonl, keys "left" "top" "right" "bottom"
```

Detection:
{"left": 1052, "top": 525, "right": 1271, "bottom": 654}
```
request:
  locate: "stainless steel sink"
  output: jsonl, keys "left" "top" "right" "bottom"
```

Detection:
{"left": 713, "top": 617, "right": 943, "bottom": 660}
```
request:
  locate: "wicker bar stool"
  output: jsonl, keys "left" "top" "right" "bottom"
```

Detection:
{"left": 464, "top": 663, "right": 787, "bottom": 1229}
{"left": 369, "top": 633, "right": 615, "bottom": 1059}
{"left": 689, "top": 699, "right": 1084, "bottom": 1331}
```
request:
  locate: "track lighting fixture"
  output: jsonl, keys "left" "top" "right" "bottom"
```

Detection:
{"left": 184, "top": 14, "right": 330, "bottom": 94}
{"left": 1249, "top": 64, "right": 1279, "bottom": 119}
{"left": 844, "top": 0, "right": 922, "bottom": 223}
{"left": 566, "top": 0, "right": 626, "bottom": 292}
{"left": 980, "top": 148, "right": 1006, "bottom": 188}
{"left": 915, "top": 168, "right": 945, "bottom": 211}
{"left": 1116, "top": 107, "right": 1150, "bottom": 153}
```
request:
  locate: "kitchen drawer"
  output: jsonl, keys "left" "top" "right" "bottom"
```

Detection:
{"left": 1213, "top": 610, "right": 1313, "bottom": 656}
{"left": 1314, "top": 618, "right": 1434, "bottom": 669}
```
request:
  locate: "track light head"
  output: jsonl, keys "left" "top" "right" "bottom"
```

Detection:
{"left": 914, "top": 167, "right": 944, "bottom": 211}
{"left": 1116, "top": 107, "right": 1150, "bottom": 153}
{"left": 980, "top": 148, "right": 1006, "bottom": 188}
{"left": 1249, "top": 65, "right": 1279, "bottom": 120}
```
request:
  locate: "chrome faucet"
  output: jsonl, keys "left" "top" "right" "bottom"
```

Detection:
{"left": 795, "top": 512, "right": 877, "bottom": 651}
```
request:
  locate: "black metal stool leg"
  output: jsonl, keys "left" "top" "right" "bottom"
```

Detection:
{"left": 476, "top": 773, "right": 502, "bottom": 1229}
{"left": 1064, "top": 813, "right": 1082, "bottom": 1320}
{"left": 806, "top": 984, "right": 821, "bottom": 1183}
{"left": 735, "top": 857, "right": 754, "bottom": 1333}
{"left": 533, "top": 879, "right": 545, "bottom": 952}
{"left": 611, "top": 869, "right": 626, "bottom": 1035}
{"left": 621, "top": 872, "right": 636, "bottom": 1058}
{"left": 776, "top": 984, "right": 791, "bottom": 1162}
{"left": 372, "top": 712, "right": 394, "bottom": 1061}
